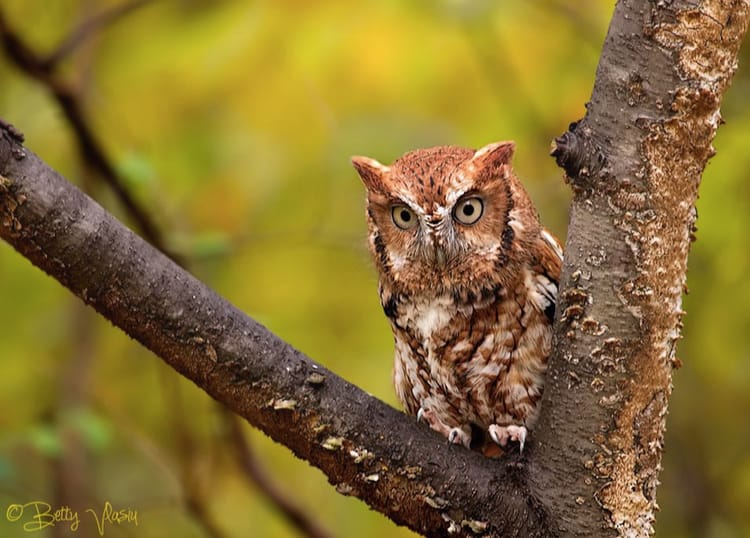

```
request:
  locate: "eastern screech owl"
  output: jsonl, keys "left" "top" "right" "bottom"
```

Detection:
{"left": 352, "top": 141, "right": 562, "bottom": 455}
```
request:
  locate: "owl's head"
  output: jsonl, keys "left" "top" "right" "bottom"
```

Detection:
{"left": 353, "top": 141, "right": 540, "bottom": 296}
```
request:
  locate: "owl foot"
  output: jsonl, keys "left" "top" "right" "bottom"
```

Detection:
{"left": 417, "top": 407, "right": 472, "bottom": 448}
{"left": 448, "top": 426, "right": 472, "bottom": 448}
{"left": 417, "top": 406, "right": 436, "bottom": 425}
{"left": 488, "top": 424, "right": 527, "bottom": 453}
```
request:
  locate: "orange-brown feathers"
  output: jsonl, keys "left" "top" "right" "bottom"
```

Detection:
{"left": 353, "top": 141, "right": 562, "bottom": 455}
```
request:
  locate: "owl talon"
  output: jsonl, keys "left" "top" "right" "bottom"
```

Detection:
{"left": 489, "top": 424, "right": 528, "bottom": 453}
{"left": 488, "top": 425, "right": 508, "bottom": 446}
{"left": 448, "top": 426, "right": 472, "bottom": 448}
{"left": 417, "top": 407, "right": 426, "bottom": 423}
{"left": 515, "top": 426, "right": 527, "bottom": 454}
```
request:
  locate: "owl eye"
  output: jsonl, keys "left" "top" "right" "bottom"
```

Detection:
{"left": 453, "top": 196, "right": 484, "bottom": 225}
{"left": 391, "top": 205, "right": 418, "bottom": 230}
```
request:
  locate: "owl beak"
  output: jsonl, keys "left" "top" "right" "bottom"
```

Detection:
{"left": 433, "top": 245, "right": 447, "bottom": 269}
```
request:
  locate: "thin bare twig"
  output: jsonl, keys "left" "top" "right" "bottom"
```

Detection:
{"left": 42, "top": 0, "right": 155, "bottom": 69}
{"left": 162, "top": 370, "right": 228, "bottom": 538}
{"left": 52, "top": 303, "right": 96, "bottom": 538}
{"left": 0, "top": 3, "right": 178, "bottom": 263}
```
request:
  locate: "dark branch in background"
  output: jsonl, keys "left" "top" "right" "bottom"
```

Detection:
{"left": 0, "top": 2, "right": 177, "bottom": 263}
{"left": 0, "top": 128, "right": 552, "bottom": 537}
{"left": 161, "top": 370, "right": 226, "bottom": 538}
{"left": 41, "top": 0, "right": 153, "bottom": 70}
{"left": 0, "top": 5, "right": 331, "bottom": 537}
{"left": 227, "top": 414, "right": 333, "bottom": 538}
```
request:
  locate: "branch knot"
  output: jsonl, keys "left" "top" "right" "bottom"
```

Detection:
{"left": 551, "top": 121, "right": 606, "bottom": 191}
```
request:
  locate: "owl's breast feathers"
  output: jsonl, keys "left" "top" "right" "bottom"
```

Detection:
{"left": 382, "top": 227, "right": 562, "bottom": 437}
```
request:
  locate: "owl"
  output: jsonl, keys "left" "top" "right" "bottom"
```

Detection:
{"left": 352, "top": 141, "right": 562, "bottom": 455}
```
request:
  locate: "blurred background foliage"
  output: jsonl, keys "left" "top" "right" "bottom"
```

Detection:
{"left": 0, "top": 1, "right": 748, "bottom": 537}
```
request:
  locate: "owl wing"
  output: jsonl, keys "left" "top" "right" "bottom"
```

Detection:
{"left": 528, "top": 227, "right": 563, "bottom": 323}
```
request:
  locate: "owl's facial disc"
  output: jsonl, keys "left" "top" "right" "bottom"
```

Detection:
{"left": 385, "top": 190, "right": 491, "bottom": 275}
{"left": 424, "top": 196, "right": 485, "bottom": 270}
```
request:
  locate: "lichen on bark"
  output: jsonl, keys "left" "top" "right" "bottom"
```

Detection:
{"left": 606, "top": 4, "right": 748, "bottom": 536}
{"left": 538, "top": 1, "right": 750, "bottom": 537}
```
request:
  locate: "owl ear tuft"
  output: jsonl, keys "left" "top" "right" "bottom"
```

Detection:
{"left": 469, "top": 141, "right": 516, "bottom": 181}
{"left": 351, "top": 156, "right": 390, "bottom": 192}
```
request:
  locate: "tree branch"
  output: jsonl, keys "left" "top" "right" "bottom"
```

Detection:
{"left": 0, "top": 129, "right": 552, "bottom": 536}
{"left": 535, "top": 0, "right": 749, "bottom": 535}
{"left": 1, "top": 5, "right": 321, "bottom": 532}
{"left": 41, "top": 0, "right": 154, "bottom": 70}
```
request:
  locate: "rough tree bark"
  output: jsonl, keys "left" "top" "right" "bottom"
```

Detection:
{"left": 535, "top": 1, "right": 748, "bottom": 535}
{"left": 0, "top": 2, "right": 747, "bottom": 537}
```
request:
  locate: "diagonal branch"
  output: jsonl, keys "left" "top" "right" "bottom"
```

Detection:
{"left": 0, "top": 127, "right": 552, "bottom": 537}
{"left": 1, "top": 5, "right": 321, "bottom": 533}
{"left": 227, "top": 413, "right": 333, "bottom": 538}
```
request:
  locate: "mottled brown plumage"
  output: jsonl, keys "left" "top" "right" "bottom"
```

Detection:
{"left": 352, "top": 141, "right": 562, "bottom": 455}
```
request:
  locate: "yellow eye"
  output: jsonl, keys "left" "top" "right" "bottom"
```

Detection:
{"left": 453, "top": 196, "right": 484, "bottom": 225}
{"left": 391, "top": 205, "right": 418, "bottom": 230}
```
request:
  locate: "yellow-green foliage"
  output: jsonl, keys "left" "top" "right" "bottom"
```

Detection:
{"left": 0, "top": 2, "right": 748, "bottom": 537}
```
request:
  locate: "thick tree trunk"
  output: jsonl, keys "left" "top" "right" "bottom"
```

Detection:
{"left": 0, "top": 1, "right": 748, "bottom": 536}
{"left": 533, "top": 0, "right": 749, "bottom": 535}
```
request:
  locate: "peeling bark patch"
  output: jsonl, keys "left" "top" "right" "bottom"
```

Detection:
{"left": 599, "top": 3, "right": 750, "bottom": 536}
{"left": 0, "top": 118, "right": 25, "bottom": 144}
{"left": 625, "top": 73, "right": 646, "bottom": 107}
{"left": 559, "top": 286, "right": 592, "bottom": 333}
{"left": 0, "top": 174, "right": 26, "bottom": 234}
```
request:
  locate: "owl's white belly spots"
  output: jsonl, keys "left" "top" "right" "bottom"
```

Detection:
{"left": 397, "top": 296, "right": 456, "bottom": 344}
{"left": 464, "top": 348, "right": 503, "bottom": 379}
{"left": 390, "top": 285, "right": 554, "bottom": 452}
{"left": 402, "top": 298, "right": 457, "bottom": 392}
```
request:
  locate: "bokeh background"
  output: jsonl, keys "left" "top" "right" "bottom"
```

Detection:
{"left": 0, "top": 1, "right": 748, "bottom": 537}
